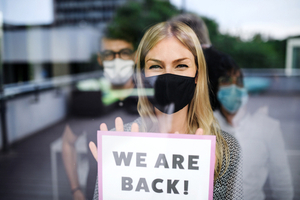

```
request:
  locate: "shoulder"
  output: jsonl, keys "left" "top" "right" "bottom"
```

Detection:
{"left": 222, "top": 130, "right": 240, "bottom": 148}
{"left": 213, "top": 131, "right": 243, "bottom": 199}
{"left": 221, "top": 130, "right": 241, "bottom": 158}
{"left": 220, "top": 130, "right": 242, "bottom": 172}
{"left": 221, "top": 130, "right": 242, "bottom": 183}
{"left": 248, "top": 107, "right": 281, "bottom": 139}
{"left": 252, "top": 108, "right": 280, "bottom": 128}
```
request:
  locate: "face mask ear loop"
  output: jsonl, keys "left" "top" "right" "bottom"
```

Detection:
{"left": 141, "top": 68, "right": 145, "bottom": 77}
{"left": 142, "top": 69, "right": 156, "bottom": 116}
{"left": 141, "top": 68, "right": 156, "bottom": 115}
{"left": 140, "top": 68, "right": 146, "bottom": 86}
{"left": 194, "top": 70, "right": 198, "bottom": 85}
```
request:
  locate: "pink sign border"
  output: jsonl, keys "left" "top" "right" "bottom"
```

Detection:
{"left": 97, "top": 131, "right": 216, "bottom": 200}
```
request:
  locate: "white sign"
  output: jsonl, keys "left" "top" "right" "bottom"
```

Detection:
{"left": 97, "top": 131, "right": 216, "bottom": 200}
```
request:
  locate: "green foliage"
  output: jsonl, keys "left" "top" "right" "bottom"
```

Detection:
{"left": 201, "top": 17, "right": 286, "bottom": 68}
{"left": 107, "top": 2, "right": 286, "bottom": 69}
{"left": 106, "top": 0, "right": 180, "bottom": 49}
{"left": 212, "top": 34, "right": 286, "bottom": 68}
{"left": 201, "top": 16, "right": 286, "bottom": 68}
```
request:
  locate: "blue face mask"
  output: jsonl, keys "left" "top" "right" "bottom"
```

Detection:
{"left": 217, "top": 84, "right": 248, "bottom": 114}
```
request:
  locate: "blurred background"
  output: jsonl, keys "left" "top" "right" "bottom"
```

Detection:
{"left": 0, "top": 0, "right": 299, "bottom": 199}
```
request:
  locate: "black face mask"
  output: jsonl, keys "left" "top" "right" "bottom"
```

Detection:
{"left": 143, "top": 73, "right": 196, "bottom": 114}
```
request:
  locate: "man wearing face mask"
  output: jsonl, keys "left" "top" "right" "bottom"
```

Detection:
{"left": 62, "top": 34, "right": 138, "bottom": 200}
{"left": 96, "top": 34, "right": 138, "bottom": 114}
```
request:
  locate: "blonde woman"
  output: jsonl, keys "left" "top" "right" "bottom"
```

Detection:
{"left": 91, "top": 21, "right": 242, "bottom": 199}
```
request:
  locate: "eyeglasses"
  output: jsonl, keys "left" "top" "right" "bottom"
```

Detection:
{"left": 219, "top": 76, "right": 244, "bottom": 87}
{"left": 100, "top": 48, "right": 134, "bottom": 61}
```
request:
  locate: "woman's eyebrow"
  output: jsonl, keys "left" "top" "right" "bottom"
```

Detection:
{"left": 146, "top": 58, "right": 163, "bottom": 64}
{"left": 173, "top": 58, "right": 189, "bottom": 64}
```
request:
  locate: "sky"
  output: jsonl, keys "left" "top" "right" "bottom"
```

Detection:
{"left": 0, "top": 0, "right": 54, "bottom": 25}
{"left": 170, "top": 0, "right": 300, "bottom": 40}
{"left": 0, "top": 0, "right": 299, "bottom": 40}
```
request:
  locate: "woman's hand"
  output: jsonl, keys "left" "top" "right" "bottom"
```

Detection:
{"left": 89, "top": 117, "right": 139, "bottom": 162}
{"left": 195, "top": 128, "right": 204, "bottom": 135}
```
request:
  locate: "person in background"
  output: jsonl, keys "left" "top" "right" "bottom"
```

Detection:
{"left": 76, "top": 30, "right": 138, "bottom": 114}
{"left": 171, "top": 13, "right": 294, "bottom": 199}
{"left": 96, "top": 32, "right": 138, "bottom": 113}
{"left": 212, "top": 56, "right": 294, "bottom": 200}
{"left": 62, "top": 31, "right": 138, "bottom": 200}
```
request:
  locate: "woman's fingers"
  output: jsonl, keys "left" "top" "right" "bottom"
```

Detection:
{"left": 95, "top": 123, "right": 108, "bottom": 162}
{"left": 195, "top": 128, "right": 204, "bottom": 135}
{"left": 89, "top": 141, "right": 98, "bottom": 162}
{"left": 95, "top": 118, "right": 128, "bottom": 163}
{"left": 100, "top": 123, "right": 108, "bottom": 131}
{"left": 115, "top": 117, "right": 124, "bottom": 132}
{"left": 131, "top": 123, "right": 139, "bottom": 132}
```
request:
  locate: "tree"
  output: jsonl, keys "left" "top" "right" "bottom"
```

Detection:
{"left": 201, "top": 17, "right": 286, "bottom": 68}
{"left": 106, "top": 0, "right": 180, "bottom": 49}
{"left": 107, "top": 2, "right": 286, "bottom": 69}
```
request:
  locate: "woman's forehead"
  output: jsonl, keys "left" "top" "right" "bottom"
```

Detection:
{"left": 145, "top": 36, "right": 194, "bottom": 62}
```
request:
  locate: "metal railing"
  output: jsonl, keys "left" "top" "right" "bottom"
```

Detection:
{"left": 0, "top": 70, "right": 103, "bottom": 100}
{"left": 242, "top": 68, "right": 300, "bottom": 77}
{"left": 0, "top": 70, "right": 103, "bottom": 152}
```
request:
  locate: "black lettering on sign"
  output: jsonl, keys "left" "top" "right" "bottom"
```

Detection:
{"left": 122, "top": 177, "right": 133, "bottom": 191}
{"left": 188, "top": 155, "right": 199, "bottom": 170}
{"left": 154, "top": 154, "right": 169, "bottom": 168}
{"left": 136, "top": 153, "right": 147, "bottom": 167}
{"left": 135, "top": 178, "right": 150, "bottom": 192}
{"left": 172, "top": 154, "right": 184, "bottom": 169}
{"left": 113, "top": 151, "right": 133, "bottom": 166}
{"left": 152, "top": 179, "right": 163, "bottom": 193}
{"left": 167, "top": 179, "right": 179, "bottom": 194}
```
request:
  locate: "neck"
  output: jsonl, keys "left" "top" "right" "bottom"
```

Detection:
{"left": 220, "top": 106, "right": 236, "bottom": 126}
{"left": 154, "top": 105, "right": 189, "bottom": 134}
{"left": 111, "top": 77, "right": 134, "bottom": 90}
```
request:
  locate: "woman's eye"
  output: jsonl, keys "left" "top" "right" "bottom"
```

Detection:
{"left": 176, "top": 64, "right": 188, "bottom": 68}
{"left": 149, "top": 65, "right": 162, "bottom": 69}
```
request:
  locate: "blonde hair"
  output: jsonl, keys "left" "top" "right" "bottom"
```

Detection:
{"left": 135, "top": 21, "right": 229, "bottom": 180}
